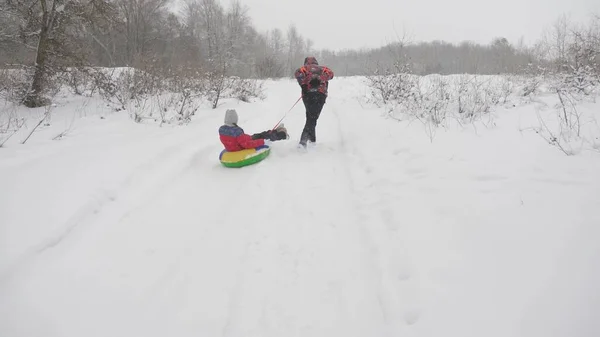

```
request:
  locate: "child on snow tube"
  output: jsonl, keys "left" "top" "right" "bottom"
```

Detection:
{"left": 218, "top": 109, "right": 288, "bottom": 152}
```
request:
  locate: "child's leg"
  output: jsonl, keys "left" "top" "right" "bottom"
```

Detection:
{"left": 252, "top": 129, "right": 288, "bottom": 141}
{"left": 251, "top": 131, "right": 270, "bottom": 140}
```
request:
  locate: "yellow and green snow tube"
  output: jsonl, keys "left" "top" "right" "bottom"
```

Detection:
{"left": 219, "top": 145, "right": 270, "bottom": 168}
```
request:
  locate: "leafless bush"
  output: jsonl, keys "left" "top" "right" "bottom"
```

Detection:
{"left": 255, "top": 55, "right": 285, "bottom": 79}
{"left": 367, "top": 70, "right": 518, "bottom": 140}
{"left": 389, "top": 76, "right": 451, "bottom": 141}
{"left": 206, "top": 69, "right": 265, "bottom": 109}
{"left": 365, "top": 62, "right": 416, "bottom": 107}
{"left": 531, "top": 88, "right": 599, "bottom": 156}
{"left": 86, "top": 63, "right": 265, "bottom": 125}
{"left": 527, "top": 20, "right": 600, "bottom": 157}
{"left": 498, "top": 76, "right": 516, "bottom": 103}
{"left": 0, "top": 67, "right": 34, "bottom": 104}
{"left": 455, "top": 75, "right": 502, "bottom": 124}
{"left": 555, "top": 89, "right": 582, "bottom": 136}
{"left": 88, "top": 69, "right": 126, "bottom": 110}
{"left": 92, "top": 66, "right": 162, "bottom": 118}
{"left": 419, "top": 76, "right": 451, "bottom": 125}
{"left": 0, "top": 106, "right": 26, "bottom": 147}
{"left": 21, "top": 104, "right": 53, "bottom": 145}
{"left": 205, "top": 66, "right": 228, "bottom": 109}
{"left": 52, "top": 114, "right": 76, "bottom": 140}
{"left": 149, "top": 65, "right": 211, "bottom": 125}
{"left": 230, "top": 77, "right": 265, "bottom": 103}
{"left": 519, "top": 64, "right": 547, "bottom": 97}
{"left": 534, "top": 14, "right": 599, "bottom": 97}
{"left": 168, "top": 69, "right": 205, "bottom": 124}
{"left": 549, "top": 66, "right": 599, "bottom": 98}
{"left": 534, "top": 109, "right": 575, "bottom": 156}
{"left": 128, "top": 94, "right": 153, "bottom": 123}
{"left": 155, "top": 92, "right": 178, "bottom": 126}
{"left": 54, "top": 68, "right": 101, "bottom": 97}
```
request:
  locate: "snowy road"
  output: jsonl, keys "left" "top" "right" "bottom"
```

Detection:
{"left": 2, "top": 78, "right": 600, "bottom": 337}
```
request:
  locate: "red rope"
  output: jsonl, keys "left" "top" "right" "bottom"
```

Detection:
{"left": 271, "top": 95, "right": 303, "bottom": 130}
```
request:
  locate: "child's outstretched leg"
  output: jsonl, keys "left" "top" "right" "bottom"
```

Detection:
{"left": 252, "top": 125, "right": 289, "bottom": 141}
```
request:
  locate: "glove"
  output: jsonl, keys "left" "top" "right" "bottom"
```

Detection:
{"left": 264, "top": 139, "right": 273, "bottom": 146}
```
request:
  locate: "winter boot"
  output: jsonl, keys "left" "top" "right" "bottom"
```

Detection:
{"left": 299, "top": 127, "right": 310, "bottom": 147}
{"left": 274, "top": 123, "right": 289, "bottom": 140}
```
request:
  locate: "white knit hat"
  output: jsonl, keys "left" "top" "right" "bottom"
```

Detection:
{"left": 224, "top": 109, "right": 238, "bottom": 126}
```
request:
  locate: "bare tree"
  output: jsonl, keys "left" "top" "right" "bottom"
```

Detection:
{"left": 116, "top": 0, "right": 171, "bottom": 65}
{"left": 255, "top": 54, "right": 284, "bottom": 78}
{"left": 0, "top": 0, "right": 118, "bottom": 107}
{"left": 286, "top": 24, "right": 308, "bottom": 75}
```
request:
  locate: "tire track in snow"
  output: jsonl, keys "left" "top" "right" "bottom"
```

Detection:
{"left": 222, "top": 175, "right": 358, "bottom": 336}
{"left": 214, "top": 115, "right": 392, "bottom": 336}
{"left": 0, "top": 130, "right": 218, "bottom": 283}
{"left": 330, "top": 101, "right": 422, "bottom": 334}
{"left": 130, "top": 160, "right": 266, "bottom": 334}
{"left": 215, "top": 154, "right": 351, "bottom": 336}
{"left": 219, "top": 169, "right": 279, "bottom": 337}
{"left": 22, "top": 147, "right": 270, "bottom": 337}
{"left": 329, "top": 104, "right": 401, "bottom": 333}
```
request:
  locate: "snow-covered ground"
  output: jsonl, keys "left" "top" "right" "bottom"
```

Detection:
{"left": 1, "top": 76, "right": 599, "bottom": 337}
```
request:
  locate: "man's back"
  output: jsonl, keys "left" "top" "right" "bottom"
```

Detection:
{"left": 295, "top": 57, "right": 334, "bottom": 96}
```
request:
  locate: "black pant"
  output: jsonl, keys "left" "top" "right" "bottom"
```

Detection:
{"left": 300, "top": 92, "right": 326, "bottom": 144}
{"left": 252, "top": 129, "right": 287, "bottom": 141}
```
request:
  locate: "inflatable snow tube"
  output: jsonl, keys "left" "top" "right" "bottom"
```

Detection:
{"left": 219, "top": 145, "right": 271, "bottom": 168}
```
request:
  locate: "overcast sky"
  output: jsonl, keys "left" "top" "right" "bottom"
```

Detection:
{"left": 238, "top": 0, "right": 600, "bottom": 51}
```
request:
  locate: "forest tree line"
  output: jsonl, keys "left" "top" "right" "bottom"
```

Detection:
{"left": 0, "top": 0, "right": 598, "bottom": 107}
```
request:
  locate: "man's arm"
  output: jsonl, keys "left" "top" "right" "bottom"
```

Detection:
{"left": 323, "top": 66, "right": 334, "bottom": 80}
{"left": 295, "top": 66, "right": 308, "bottom": 85}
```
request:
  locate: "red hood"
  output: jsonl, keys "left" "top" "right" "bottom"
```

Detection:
{"left": 304, "top": 56, "right": 318, "bottom": 65}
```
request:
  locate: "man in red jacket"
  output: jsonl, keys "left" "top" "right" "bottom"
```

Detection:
{"left": 219, "top": 109, "right": 288, "bottom": 152}
{"left": 294, "top": 56, "right": 334, "bottom": 147}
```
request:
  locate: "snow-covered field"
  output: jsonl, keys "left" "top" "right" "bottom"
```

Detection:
{"left": 1, "top": 76, "right": 600, "bottom": 337}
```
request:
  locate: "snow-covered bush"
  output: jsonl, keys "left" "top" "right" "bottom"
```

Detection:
{"left": 530, "top": 83, "right": 600, "bottom": 156}
{"left": 154, "top": 67, "right": 208, "bottom": 125}
{"left": 365, "top": 62, "right": 416, "bottom": 107}
{"left": 387, "top": 75, "right": 450, "bottom": 125}
{"left": 520, "top": 67, "right": 599, "bottom": 156}
{"left": 230, "top": 77, "right": 265, "bottom": 103}
{"left": 546, "top": 66, "right": 599, "bottom": 100}
{"left": 530, "top": 18, "right": 600, "bottom": 156}
{"left": 205, "top": 70, "right": 265, "bottom": 109}
{"left": 406, "top": 76, "right": 452, "bottom": 141}
{"left": 0, "top": 61, "right": 266, "bottom": 127}
{"left": 514, "top": 64, "right": 548, "bottom": 98}
{"left": 416, "top": 76, "right": 451, "bottom": 126}
{"left": 366, "top": 69, "right": 517, "bottom": 140}
{"left": 454, "top": 75, "right": 515, "bottom": 122}
{"left": 55, "top": 63, "right": 265, "bottom": 125}
{"left": 456, "top": 75, "right": 490, "bottom": 118}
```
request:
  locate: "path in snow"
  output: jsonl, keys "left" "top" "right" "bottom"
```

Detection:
{"left": 0, "top": 80, "right": 424, "bottom": 337}
{"left": 1, "top": 78, "right": 600, "bottom": 337}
